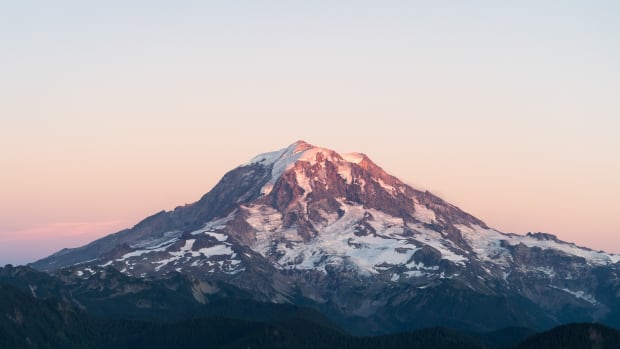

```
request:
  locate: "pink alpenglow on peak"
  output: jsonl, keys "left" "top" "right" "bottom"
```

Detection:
{"left": 244, "top": 141, "right": 390, "bottom": 195}
{"left": 341, "top": 152, "right": 366, "bottom": 164}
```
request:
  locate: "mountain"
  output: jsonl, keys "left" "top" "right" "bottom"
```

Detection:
{"left": 2, "top": 275, "right": 616, "bottom": 349}
{"left": 0, "top": 278, "right": 520, "bottom": 349}
{"left": 0, "top": 282, "right": 95, "bottom": 348}
{"left": 2, "top": 267, "right": 616, "bottom": 349}
{"left": 516, "top": 323, "right": 620, "bottom": 349}
{"left": 0, "top": 265, "right": 498, "bottom": 349}
{"left": 30, "top": 140, "right": 620, "bottom": 334}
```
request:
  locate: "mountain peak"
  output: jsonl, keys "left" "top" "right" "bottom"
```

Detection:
{"left": 290, "top": 140, "right": 314, "bottom": 153}
{"left": 341, "top": 152, "right": 366, "bottom": 164}
{"left": 246, "top": 141, "right": 373, "bottom": 196}
{"left": 28, "top": 141, "right": 620, "bottom": 336}
{"left": 247, "top": 141, "right": 382, "bottom": 172}
{"left": 247, "top": 141, "right": 372, "bottom": 167}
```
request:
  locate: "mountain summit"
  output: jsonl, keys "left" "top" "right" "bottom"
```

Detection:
{"left": 33, "top": 140, "right": 490, "bottom": 276}
{"left": 31, "top": 141, "right": 620, "bottom": 334}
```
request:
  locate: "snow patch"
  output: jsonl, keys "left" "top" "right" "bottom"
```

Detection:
{"left": 533, "top": 266, "right": 556, "bottom": 278}
{"left": 190, "top": 213, "right": 236, "bottom": 235}
{"left": 404, "top": 270, "right": 424, "bottom": 277}
{"left": 458, "top": 224, "right": 620, "bottom": 267}
{"left": 468, "top": 225, "right": 620, "bottom": 266}
{"left": 551, "top": 286, "right": 598, "bottom": 305}
{"left": 152, "top": 238, "right": 237, "bottom": 272}
{"left": 118, "top": 243, "right": 173, "bottom": 261}
{"left": 337, "top": 163, "right": 353, "bottom": 184}
{"left": 377, "top": 179, "right": 396, "bottom": 194}
{"left": 341, "top": 152, "right": 364, "bottom": 164}
{"left": 458, "top": 225, "right": 512, "bottom": 266}
{"left": 131, "top": 231, "right": 182, "bottom": 249}
{"left": 245, "top": 142, "right": 308, "bottom": 195}
{"left": 413, "top": 202, "right": 437, "bottom": 224}
{"left": 244, "top": 205, "right": 284, "bottom": 232}
{"left": 408, "top": 223, "right": 467, "bottom": 265}
{"left": 250, "top": 202, "right": 431, "bottom": 275}
{"left": 198, "top": 244, "right": 234, "bottom": 257}
{"left": 205, "top": 231, "right": 228, "bottom": 242}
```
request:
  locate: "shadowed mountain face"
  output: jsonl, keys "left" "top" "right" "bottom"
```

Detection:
{"left": 30, "top": 141, "right": 620, "bottom": 334}
{"left": 0, "top": 282, "right": 93, "bottom": 348}
{"left": 3, "top": 266, "right": 619, "bottom": 349}
{"left": 516, "top": 323, "right": 620, "bottom": 349}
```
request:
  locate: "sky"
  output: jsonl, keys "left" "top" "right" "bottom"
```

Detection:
{"left": 1, "top": 1, "right": 619, "bottom": 265}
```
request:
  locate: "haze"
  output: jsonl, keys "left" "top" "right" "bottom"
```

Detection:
{"left": 1, "top": 1, "right": 619, "bottom": 265}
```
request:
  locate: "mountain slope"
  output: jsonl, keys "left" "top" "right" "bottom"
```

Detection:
{"left": 30, "top": 140, "right": 620, "bottom": 334}
{"left": 2, "top": 280, "right": 616, "bottom": 349}
{"left": 0, "top": 283, "right": 95, "bottom": 348}
{"left": 516, "top": 323, "right": 620, "bottom": 349}
{"left": 0, "top": 265, "right": 498, "bottom": 349}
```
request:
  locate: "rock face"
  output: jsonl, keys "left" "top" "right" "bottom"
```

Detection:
{"left": 30, "top": 140, "right": 620, "bottom": 334}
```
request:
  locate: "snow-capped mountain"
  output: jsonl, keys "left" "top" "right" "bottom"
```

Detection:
{"left": 31, "top": 141, "right": 620, "bottom": 333}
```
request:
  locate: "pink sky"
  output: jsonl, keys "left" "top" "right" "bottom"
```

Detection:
{"left": 1, "top": 2, "right": 618, "bottom": 265}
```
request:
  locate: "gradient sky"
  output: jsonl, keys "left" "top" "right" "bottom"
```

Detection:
{"left": 1, "top": 1, "right": 619, "bottom": 265}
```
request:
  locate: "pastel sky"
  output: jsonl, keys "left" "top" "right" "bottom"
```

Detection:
{"left": 1, "top": 1, "right": 619, "bottom": 265}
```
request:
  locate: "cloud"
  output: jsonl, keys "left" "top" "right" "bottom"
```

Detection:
{"left": 0, "top": 221, "right": 123, "bottom": 242}
{"left": 0, "top": 220, "right": 127, "bottom": 266}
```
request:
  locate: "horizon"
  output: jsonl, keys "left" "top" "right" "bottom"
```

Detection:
{"left": 3, "top": 138, "right": 618, "bottom": 266}
{"left": 1, "top": 1, "right": 619, "bottom": 265}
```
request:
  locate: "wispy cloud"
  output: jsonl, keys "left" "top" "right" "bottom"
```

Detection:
{"left": 0, "top": 220, "right": 124, "bottom": 242}
{"left": 0, "top": 220, "right": 127, "bottom": 265}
